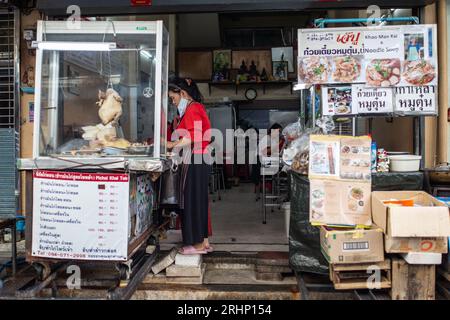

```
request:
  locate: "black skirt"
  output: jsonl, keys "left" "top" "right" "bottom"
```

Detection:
{"left": 181, "top": 158, "right": 211, "bottom": 245}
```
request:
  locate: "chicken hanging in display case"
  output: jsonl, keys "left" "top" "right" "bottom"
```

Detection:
{"left": 79, "top": 87, "right": 134, "bottom": 151}
{"left": 97, "top": 88, "right": 123, "bottom": 126}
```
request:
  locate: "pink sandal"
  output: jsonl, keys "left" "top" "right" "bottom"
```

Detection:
{"left": 205, "top": 246, "right": 214, "bottom": 253}
{"left": 179, "top": 245, "right": 207, "bottom": 255}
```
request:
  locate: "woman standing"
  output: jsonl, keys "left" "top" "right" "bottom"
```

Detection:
{"left": 167, "top": 77, "right": 212, "bottom": 255}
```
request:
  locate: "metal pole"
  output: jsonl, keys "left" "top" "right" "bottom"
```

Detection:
{"left": 311, "top": 86, "right": 316, "bottom": 127}
{"left": 262, "top": 171, "right": 266, "bottom": 224}
{"left": 314, "top": 16, "right": 419, "bottom": 28}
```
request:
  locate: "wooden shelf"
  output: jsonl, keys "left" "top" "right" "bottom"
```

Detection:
{"left": 207, "top": 80, "right": 294, "bottom": 95}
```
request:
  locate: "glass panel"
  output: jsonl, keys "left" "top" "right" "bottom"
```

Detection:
{"left": 38, "top": 45, "right": 158, "bottom": 157}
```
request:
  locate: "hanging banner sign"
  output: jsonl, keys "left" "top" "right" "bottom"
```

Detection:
{"left": 32, "top": 170, "right": 130, "bottom": 261}
{"left": 298, "top": 25, "right": 438, "bottom": 88}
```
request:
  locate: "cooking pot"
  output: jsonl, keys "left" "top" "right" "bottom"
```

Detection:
{"left": 426, "top": 162, "right": 450, "bottom": 184}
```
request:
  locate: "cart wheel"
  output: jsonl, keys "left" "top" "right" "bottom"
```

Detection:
{"left": 32, "top": 262, "right": 51, "bottom": 281}
{"left": 116, "top": 260, "right": 133, "bottom": 282}
{"left": 118, "top": 265, "right": 129, "bottom": 281}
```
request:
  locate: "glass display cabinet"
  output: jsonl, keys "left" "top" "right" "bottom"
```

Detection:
{"left": 22, "top": 20, "right": 169, "bottom": 171}
{"left": 16, "top": 21, "right": 170, "bottom": 271}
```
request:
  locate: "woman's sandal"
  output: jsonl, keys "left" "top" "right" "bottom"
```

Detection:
{"left": 179, "top": 245, "right": 207, "bottom": 255}
{"left": 205, "top": 245, "right": 214, "bottom": 253}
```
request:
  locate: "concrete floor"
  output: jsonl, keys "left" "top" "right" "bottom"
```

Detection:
{"left": 161, "top": 183, "right": 288, "bottom": 252}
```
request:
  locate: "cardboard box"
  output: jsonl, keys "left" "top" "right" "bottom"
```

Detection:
{"left": 320, "top": 225, "right": 384, "bottom": 264}
{"left": 372, "top": 191, "right": 450, "bottom": 253}
{"left": 310, "top": 179, "right": 372, "bottom": 227}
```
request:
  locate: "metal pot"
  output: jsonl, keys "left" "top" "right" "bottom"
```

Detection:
{"left": 427, "top": 162, "right": 450, "bottom": 184}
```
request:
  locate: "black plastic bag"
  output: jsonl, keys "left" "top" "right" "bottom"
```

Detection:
{"left": 159, "top": 165, "right": 180, "bottom": 206}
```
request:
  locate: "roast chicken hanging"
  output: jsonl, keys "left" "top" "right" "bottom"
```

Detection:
{"left": 97, "top": 88, "right": 123, "bottom": 125}
{"left": 81, "top": 87, "right": 131, "bottom": 150}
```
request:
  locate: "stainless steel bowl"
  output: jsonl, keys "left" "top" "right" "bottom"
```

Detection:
{"left": 127, "top": 145, "right": 152, "bottom": 155}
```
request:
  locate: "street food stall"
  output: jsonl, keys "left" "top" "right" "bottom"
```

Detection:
{"left": 16, "top": 20, "right": 169, "bottom": 293}
{"left": 285, "top": 18, "right": 440, "bottom": 277}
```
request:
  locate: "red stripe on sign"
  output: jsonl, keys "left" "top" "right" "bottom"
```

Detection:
{"left": 33, "top": 170, "right": 129, "bottom": 182}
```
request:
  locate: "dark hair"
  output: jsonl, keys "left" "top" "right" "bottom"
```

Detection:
{"left": 269, "top": 123, "right": 282, "bottom": 132}
{"left": 169, "top": 77, "right": 203, "bottom": 103}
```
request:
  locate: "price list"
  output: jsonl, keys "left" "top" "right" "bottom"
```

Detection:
{"left": 32, "top": 170, "right": 130, "bottom": 261}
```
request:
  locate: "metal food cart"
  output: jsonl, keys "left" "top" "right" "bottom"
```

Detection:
{"left": 16, "top": 20, "right": 169, "bottom": 299}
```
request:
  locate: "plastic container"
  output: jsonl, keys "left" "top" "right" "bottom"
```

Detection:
{"left": 388, "top": 155, "right": 422, "bottom": 172}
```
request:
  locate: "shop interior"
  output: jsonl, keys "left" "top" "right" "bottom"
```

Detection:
{"left": 162, "top": 11, "right": 315, "bottom": 252}
{"left": 153, "top": 8, "right": 420, "bottom": 252}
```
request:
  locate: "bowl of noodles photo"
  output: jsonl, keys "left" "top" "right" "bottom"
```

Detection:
{"left": 299, "top": 56, "right": 330, "bottom": 84}
{"left": 332, "top": 56, "right": 362, "bottom": 82}
{"left": 366, "top": 59, "right": 401, "bottom": 87}
{"left": 402, "top": 60, "right": 436, "bottom": 85}
{"left": 349, "top": 187, "right": 364, "bottom": 201}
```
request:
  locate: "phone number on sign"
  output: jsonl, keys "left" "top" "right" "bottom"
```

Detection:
{"left": 35, "top": 252, "right": 87, "bottom": 259}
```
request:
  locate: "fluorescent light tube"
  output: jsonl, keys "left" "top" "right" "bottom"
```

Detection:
{"left": 34, "top": 41, "right": 116, "bottom": 51}
{"left": 140, "top": 50, "right": 153, "bottom": 59}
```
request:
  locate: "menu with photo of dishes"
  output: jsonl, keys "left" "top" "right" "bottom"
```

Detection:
{"left": 310, "top": 179, "right": 372, "bottom": 226}
{"left": 309, "top": 135, "right": 340, "bottom": 178}
{"left": 309, "top": 135, "right": 372, "bottom": 226}
{"left": 309, "top": 135, "right": 371, "bottom": 182}
{"left": 339, "top": 136, "right": 372, "bottom": 182}
{"left": 321, "top": 86, "right": 357, "bottom": 116}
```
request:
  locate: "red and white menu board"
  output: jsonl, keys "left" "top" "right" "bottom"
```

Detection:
{"left": 32, "top": 170, "right": 130, "bottom": 261}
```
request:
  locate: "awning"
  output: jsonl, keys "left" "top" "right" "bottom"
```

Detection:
{"left": 37, "top": 0, "right": 434, "bottom": 16}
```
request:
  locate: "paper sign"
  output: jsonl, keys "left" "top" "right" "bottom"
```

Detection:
{"left": 321, "top": 86, "right": 357, "bottom": 116}
{"left": 309, "top": 135, "right": 372, "bottom": 182}
{"left": 394, "top": 85, "right": 437, "bottom": 114}
{"left": 352, "top": 85, "right": 394, "bottom": 114}
{"left": 32, "top": 170, "right": 130, "bottom": 261}
{"left": 339, "top": 136, "right": 372, "bottom": 181}
{"left": 310, "top": 179, "right": 372, "bottom": 226}
{"left": 309, "top": 136, "right": 340, "bottom": 178}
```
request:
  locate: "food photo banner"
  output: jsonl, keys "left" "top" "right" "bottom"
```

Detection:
{"left": 298, "top": 25, "right": 438, "bottom": 88}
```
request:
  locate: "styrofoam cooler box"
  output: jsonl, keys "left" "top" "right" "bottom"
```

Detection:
{"left": 400, "top": 252, "right": 442, "bottom": 265}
